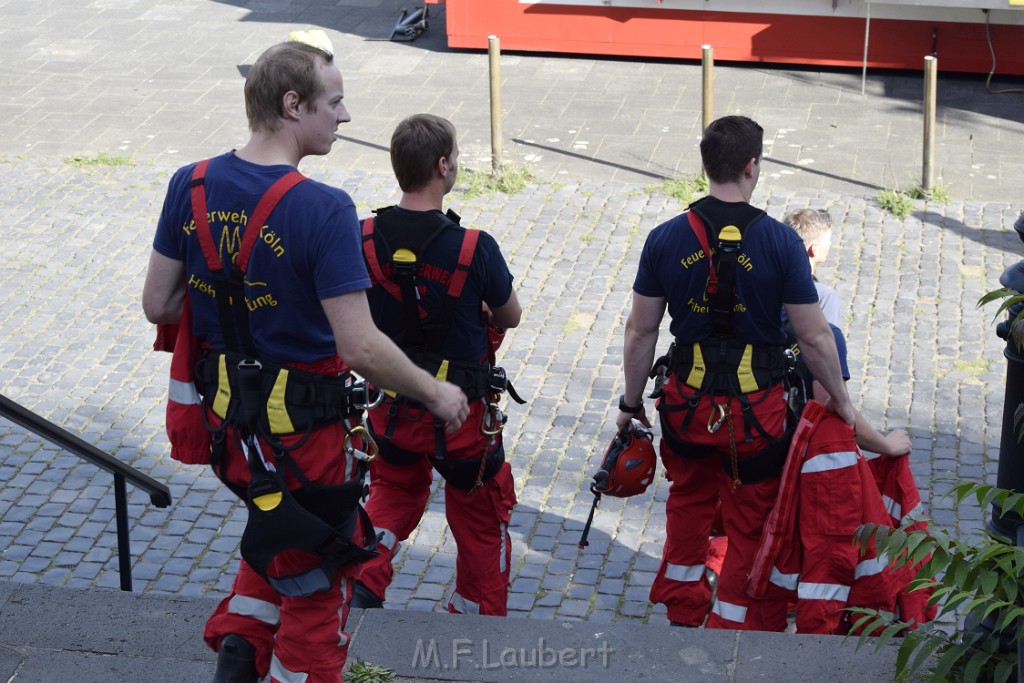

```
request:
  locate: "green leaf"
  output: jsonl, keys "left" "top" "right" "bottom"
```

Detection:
{"left": 907, "top": 633, "right": 947, "bottom": 678}
{"left": 980, "top": 569, "right": 999, "bottom": 596}
{"left": 994, "top": 605, "right": 1024, "bottom": 633}
{"left": 874, "top": 622, "right": 909, "bottom": 652}
{"left": 993, "top": 657, "right": 1015, "bottom": 683}
{"left": 963, "top": 647, "right": 993, "bottom": 683}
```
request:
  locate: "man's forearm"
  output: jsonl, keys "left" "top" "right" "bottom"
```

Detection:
{"left": 800, "top": 329, "right": 852, "bottom": 411}
{"left": 344, "top": 329, "right": 439, "bottom": 404}
{"left": 623, "top": 325, "right": 658, "bottom": 405}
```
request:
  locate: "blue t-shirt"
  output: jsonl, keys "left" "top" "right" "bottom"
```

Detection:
{"left": 363, "top": 207, "right": 514, "bottom": 361}
{"left": 153, "top": 151, "right": 370, "bottom": 365}
{"left": 633, "top": 196, "right": 817, "bottom": 346}
{"left": 789, "top": 323, "right": 851, "bottom": 388}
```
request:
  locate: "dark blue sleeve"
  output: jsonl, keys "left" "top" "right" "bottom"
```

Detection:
{"left": 633, "top": 227, "right": 665, "bottom": 298}
{"left": 476, "top": 231, "right": 514, "bottom": 308}
{"left": 831, "top": 323, "right": 850, "bottom": 380}
{"left": 153, "top": 165, "right": 196, "bottom": 260}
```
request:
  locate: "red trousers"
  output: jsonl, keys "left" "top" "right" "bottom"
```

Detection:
{"left": 650, "top": 381, "right": 790, "bottom": 630}
{"left": 360, "top": 400, "right": 517, "bottom": 615}
{"left": 203, "top": 418, "right": 369, "bottom": 683}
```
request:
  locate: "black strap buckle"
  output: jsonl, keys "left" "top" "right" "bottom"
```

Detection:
{"left": 236, "top": 359, "right": 263, "bottom": 431}
{"left": 488, "top": 366, "right": 509, "bottom": 394}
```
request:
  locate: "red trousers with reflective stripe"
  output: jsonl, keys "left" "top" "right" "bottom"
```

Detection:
{"left": 864, "top": 453, "right": 937, "bottom": 629}
{"left": 358, "top": 411, "right": 516, "bottom": 616}
{"left": 650, "top": 381, "right": 789, "bottom": 629}
{"left": 203, "top": 419, "right": 368, "bottom": 683}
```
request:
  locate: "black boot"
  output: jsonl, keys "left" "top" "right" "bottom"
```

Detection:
{"left": 212, "top": 633, "right": 258, "bottom": 683}
{"left": 349, "top": 580, "right": 384, "bottom": 609}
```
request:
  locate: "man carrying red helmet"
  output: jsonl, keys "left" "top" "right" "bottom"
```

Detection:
{"left": 613, "top": 115, "right": 854, "bottom": 631}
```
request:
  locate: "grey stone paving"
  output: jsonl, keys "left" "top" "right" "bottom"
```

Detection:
{"left": 0, "top": 0, "right": 1023, "bottom": 641}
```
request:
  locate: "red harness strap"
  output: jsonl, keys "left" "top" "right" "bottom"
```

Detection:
{"left": 360, "top": 215, "right": 479, "bottom": 314}
{"left": 361, "top": 216, "right": 420, "bottom": 314}
{"left": 686, "top": 210, "right": 718, "bottom": 296}
{"left": 189, "top": 159, "right": 306, "bottom": 276}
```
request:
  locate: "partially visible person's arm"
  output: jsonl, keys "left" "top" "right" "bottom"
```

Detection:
{"left": 785, "top": 301, "right": 855, "bottom": 426}
{"left": 142, "top": 250, "right": 185, "bottom": 324}
{"left": 489, "top": 288, "right": 522, "bottom": 329}
{"left": 811, "top": 380, "right": 911, "bottom": 456}
{"left": 616, "top": 292, "right": 665, "bottom": 431}
{"left": 322, "top": 291, "right": 469, "bottom": 429}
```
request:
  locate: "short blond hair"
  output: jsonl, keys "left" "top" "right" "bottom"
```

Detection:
{"left": 784, "top": 208, "right": 832, "bottom": 245}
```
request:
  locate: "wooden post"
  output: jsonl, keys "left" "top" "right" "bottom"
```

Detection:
{"left": 488, "top": 35, "right": 503, "bottom": 172}
{"left": 922, "top": 55, "right": 937, "bottom": 193}
{"left": 702, "top": 44, "right": 714, "bottom": 133}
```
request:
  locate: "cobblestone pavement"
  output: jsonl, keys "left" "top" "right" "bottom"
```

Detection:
{"left": 1, "top": 0, "right": 1023, "bottom": 627}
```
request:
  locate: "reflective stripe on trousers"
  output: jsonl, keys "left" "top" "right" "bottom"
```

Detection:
{"left": 499, "top": 521, "right": 508, "bottom": 574}
{"left": 664, "top": 562, "right": 705, "bottom": 583}
{"left": 769, "top": 567, "right": 799, "bottom": 592}
{"left": 168, "top": 378, "right": 201, "bottom": 405}
{"left": 375, "top": 526, "right": 398, "bottom": 551}
{"left": 854, "top": 554, "right": 890, "bottom": 580}
{"left": 798, "top": 582, "right": 851, "bottom": 602}
{"left": 449, "top": 590, "right": 481, "bottom": 615}
{"left": 228, "top": 594, "right": 280, "bottom": 626}
{"left": 271, "top": 654, "right": 309, "bottom": 683}
{"left": 711, "top": 599, "right": 748, "bottom": 625}
{"left": 801, "top": 450, "right": 859, "bottom": 474}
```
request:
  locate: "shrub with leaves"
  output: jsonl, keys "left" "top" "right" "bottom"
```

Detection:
{"left": 851, "top": 482, "right": 1024, "bottom": 683}
{"left": 346, "top": 659, "right": 395, "bottom": 683}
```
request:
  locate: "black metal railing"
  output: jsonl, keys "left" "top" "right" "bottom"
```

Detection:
{"left": 0, "top": 393, "right": 171, "bottom": 591}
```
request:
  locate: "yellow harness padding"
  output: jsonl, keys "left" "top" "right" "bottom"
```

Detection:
{"left": 253, "top": 490, "right": 283, "bottom": 511}
{"left": 719, "top": 224, "right": 742, "bottom": 242}
{"left": 737, "top": 345, "right": 758, "bottom": 393}
{"left": 685, "top": 343, "right": 706, "bottom": 389}
{"left": 393, "top": 248, "right": 416, "bottom": 265}
{"left": 435, "top": 359, "right": 449, "bottom": 382}
{"left": 266, "top": 369, "right": 296, "bottom": 434}
{"left": 213, "top": 354, "right": 231, "bottom": 418}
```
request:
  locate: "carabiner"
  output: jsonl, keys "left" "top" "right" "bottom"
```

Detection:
{"left": 480, "top": 402, "right": 506, "bottom": 436}
{"left": 344, "top": 423, "right": 379, "bottom": 462}
{"left": 707, "top": 403, "right": 727, "bottom": 434}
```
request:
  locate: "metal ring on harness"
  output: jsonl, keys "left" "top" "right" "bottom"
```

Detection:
{"left": 354, "top": 384, "right": 385, "bottom": 411}
{"left": 708, "top": 402, "right": 727, "bottom": 434}
{"left": 480, "top": 402, "right": 505, "bottom": 436}
{"left": 344, "top": 424, "right": 379, "bottom": 462}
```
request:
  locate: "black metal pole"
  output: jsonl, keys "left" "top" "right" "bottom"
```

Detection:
{"left": 114, "top": 473, "right": 132, "bottom": 592}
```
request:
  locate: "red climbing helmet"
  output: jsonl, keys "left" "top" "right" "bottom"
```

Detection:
{"left": 591, "top": 421, "right": 657, "bottom": 498}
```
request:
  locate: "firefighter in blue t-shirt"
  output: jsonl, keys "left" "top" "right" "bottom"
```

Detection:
{"left": 614, "top": 115, "right": 855, "bottom": 631}
{"left": 143, "top": 44, "right": 469, "bottom": 683}
{"left": 352, "top": 114, "right": 523, "bottom": 617}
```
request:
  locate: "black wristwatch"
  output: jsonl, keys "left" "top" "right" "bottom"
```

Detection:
{"left": 618, "top": 394, "right": 644, "bottom": 414}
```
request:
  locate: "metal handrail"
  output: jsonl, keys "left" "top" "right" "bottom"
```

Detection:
{"left": 0, "top": 393, "right": 172, "bottom": 591}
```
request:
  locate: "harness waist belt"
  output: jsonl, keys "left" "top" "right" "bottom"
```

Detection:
{"left": 407, "top": 351, "right": 500, "bottom": 402}
{"left": 195, "top": 350, "right": 359, "bottom": 436}
{"left": 671, "top": 339, "right": 788, "bottom": 394}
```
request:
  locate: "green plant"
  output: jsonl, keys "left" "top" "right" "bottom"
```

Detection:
{"left": 979, "top": 287, "right": 1024, "bottom": 352}
{"left": 63, "top": 152, "right": 133, "bottom": 168}
{"left": 908, "top": 183, "right": 951, "bottom": 203}
{"left": 347, "top": 659, "right": 394, "bottom": 683}
{"left": 979, "top": 286, "right": 1024, "bottom": 442}
{"left": 648, "top": 173, "right": 707, "bottom": 204}
{"left": 877, "top": 188, "right": 915, "bottom": 218}
{"left": 456, "top": 164, "right": 532, "bottom": 197}
{"left": 851, "top": 482, "right": 1024, "bottom": 683}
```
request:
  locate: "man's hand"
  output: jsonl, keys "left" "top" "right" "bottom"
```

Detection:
{"left": 426, "top": 381, "right": 470, "bottom": 432}
{"left": 879, "top": 429, "right": 912, "bottom": 457}
{"left": 615, "top": 407, "right": 651, "bottom": 432}
{"left": 824, "top": 396, "right": 857, "bottom": 428}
